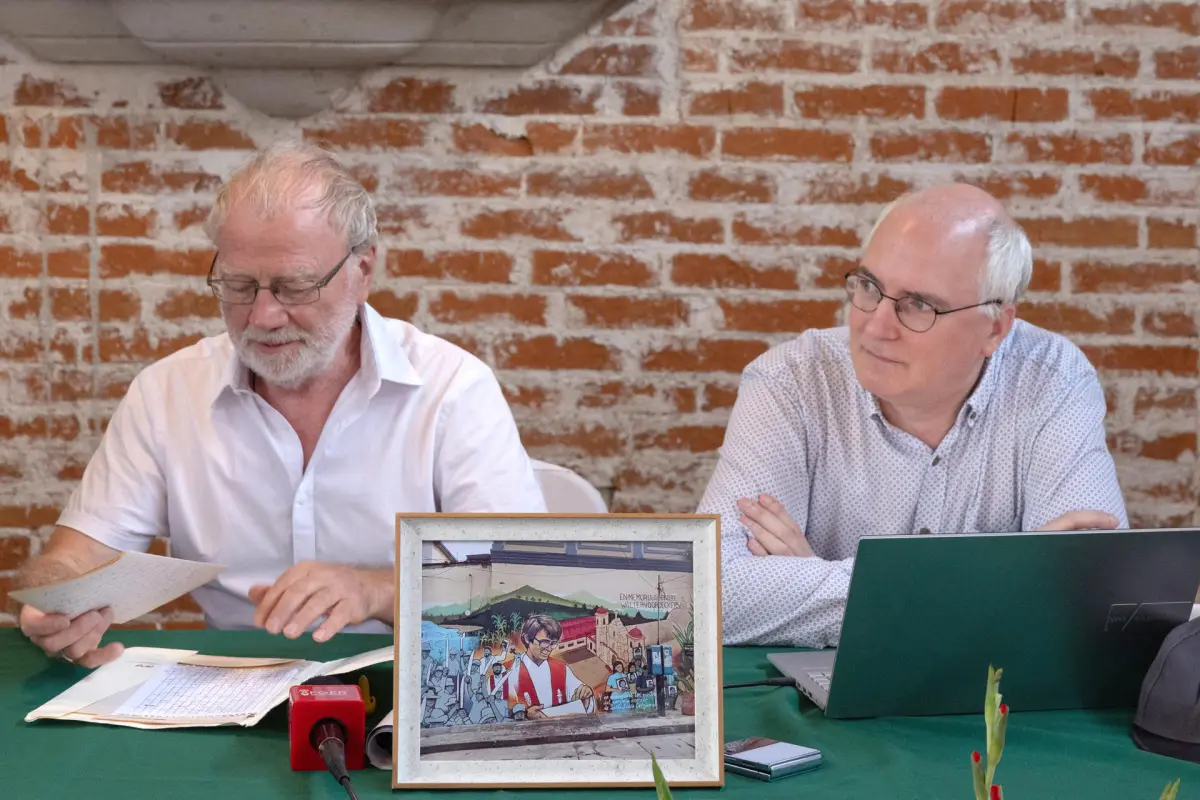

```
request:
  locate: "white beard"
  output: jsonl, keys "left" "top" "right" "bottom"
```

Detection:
{"left": 225, "top": 290, "right": 360, "bottom": 390}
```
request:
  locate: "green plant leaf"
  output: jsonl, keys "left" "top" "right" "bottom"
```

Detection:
{"left": 1160, "top": 778, "right": 1181, "bottom": 800}
{"left": 971, "top": 751, "right": 987, "bottom": 800}
{"left": 652, "top": 753, "right": 673, "bottom": 800}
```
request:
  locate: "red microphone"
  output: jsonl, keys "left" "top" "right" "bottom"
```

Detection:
{"left": 288, "top": 678, "right": 366, "bottom": 799}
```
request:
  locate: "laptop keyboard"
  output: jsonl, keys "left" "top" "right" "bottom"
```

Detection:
{"left": 809, "top": 670, "right": 832, "bottom": 690}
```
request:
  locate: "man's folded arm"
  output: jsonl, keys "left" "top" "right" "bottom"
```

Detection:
{"left": 697, "top": 367, "right": 849, "bottom": 648}
{"left": 1022, "top": 370, "right": 1129, "bottom": 531}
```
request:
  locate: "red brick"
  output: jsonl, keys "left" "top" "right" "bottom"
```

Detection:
{"left": 527, "top": 168, "right": 655, "bottom": 200}
{"left": 724, "top": 128, "right": 854, "bottom": 162}
{"left": 800, "top": 0, "right": 928, "bottom": 28}
{"left": 101, "top": 161, "right": 222, "bottom": 193}
{"left": 375, "top": 205, "right": 428, "bottom": 236}
{"left": 0, "top": 160, "right": 39, "bottom": 191}
{"left": 1017, "top": 217, "right": 1138, "bottom": 249}
{"left": 1084, "top": 2, "right": 1200, "bottom": 36}
{"left": 8, "top": 288, "right": 40, "bottom": 319}
{"left": 394, "top": 168, "right": 520, "bottom": 198}
{"left": 1145, "top": 134, "right": 1200, "bottom": 166}
{"left": 452, "top": 123, "right": 577, "bottom": 156}
{"left": 797, "top": 85, "right": 924, "bottom": 119}
{"left": 1034, "top": 261, "right": 1069, "bottom": 295}
{"left": 1083, "top": 345, "right": 1197, "bottom": 376}
{"left": 494, "top": 335, "right": 620, "bottom": 370}
{"left": 1078, "top": 174, "right": 1147, "bottom": 204}
{"left": 688, "top": 168, "right": 775, "bottom": 203}
{"left": 671, "top": 254, "right": 797, "bottom": 290}
{"left": 0, "top": 247, "right": 43, "bottom": 278}
{"left": 502, "top": 382, "right": 555, "bottom": 410}
{"left": 99, "top": 245, "right": 211, "bottom": 277}
{"left": 583, "top": 124, "right": 715, "bottom": 157}
{"left": 601, "top": 5, "right": 658, "bottom": 35}
{"left": 0, "top": 415, "right": 80, "bottom": 440}
{"left": 0, "top": 504, "right": 58, "bottom": 529}
{"left": 461, "top": 210, "right": 577, "bottom": 242}
{"left": 366, "top": 290, "right": 418, "bottom": 320}
{"left": 873, "top": 42, "right": 1000, "bottom": 74}
{"left": 164, "top": 120, "right": 255, "bottom": 150}
{"left": 642, "top": 339, "right": 770, "bottom": 372}
{"left": 97, "top": 329, "right": 204, "bottom": 363}
{"left": 303, "top": 119, "right": 425, "bottom": 150}
{"left": 559, "top": 43, "right": 657, "bottom": 76}
{"left": 43, "top": 117, "right": 83, "bottom": 148}
{"left": 531, "top": 251, "right": 657, "bottom": 287}
{"left": 613, "top": 212, "right": 723, "bottom": 244}
{"left": 1141, "top": 432, "right": 1197, "bottom": 461}
{"left": 97, "top": 204, "right": 156, "bottom": 237}
{"left": 1019, "top": 302, "right": 1135, "bottom": 334}
{"left": 50, "top": 287, "right": 89, "bottom": 320}
{"left": 682, "top": 43, "right": 719, "bottom": 73}
{"left": 870, "top": 131, "right": 991, "bottom": 162}
{"left": 567, "top": 295, "right": 688, "bottom": 328}
{"left": 936, "top": 87, "right": 1068, "bottom": 122}
{"left": 1156, "top": 47, "right": 1200, "bottom": 80}
{"left": 158, "top": 77, "right": 224, "bottom": 110}
{"left": 958, "top": 171, "right": 1062, "bottom": 200}
{"left": 14, "top": 75, "right": 92, "bottom": 107}
{"left": 0, "top": 332, "right": 40, "bottom": 361}
{"left": 729, "top": 41, "right": 860, "bottom": 73}
{"left": 1089, "top": 89, "right": 1200, "bottom": 123}
{"left": 42, "top": 203, "right": 88, "bottom": 235}
{"left": 732, "top": 216, "right": 858, "bottom": 247}
{"left": 682, "top": 0, "right": 784, "bottom": 30}
{"left": 937, "top": 0, "right": 1067, "bottom": 30}
{"left": 1073, "top": 261, "right": 1196, "bottom": 293}
{"left": 1135, "top": 387, "right": 1196, "bottom": 416}
{"left": 387, "top": 251, "right": 513, "bottom": 283}
{"left": 47, "top": 248, "right": 88, "bottom": 278}
{"left": 687, "top": 82, "right": 783, "bottom": 116}
{"left": 1148, "top": 219, "right": 1197, "bottom": 250}
{"left": 154, "top": 290, "right": 217, "bottom": 320}
{"left": 479, "top": 82, "right": 601, "bottom": 115}
{"left": 428, "top": 292, "right": 546, "bottom": 325}
{"left": 800, "top": 171, "right": 913, "bottom": 204}
{"left": 522, "top": 424, "right": 626, "bottom": 457}
{"left": 173, "top": 205, "right": 210, "bottom": 232}
{"left": 1000, "top": 133, "right": 1133, "bottom": 165}
{"left": 1145, "top": 310, "right": 1197, "bottom": 338}
{"left": 1013, "top": 46, "right": 1140, "bottom": 78}
{"left": 617, "top": 82, "right": 661, "bottom": 116}
{"left": 703, "top": 382, "right": 739, "bottom": 411}
{"left": 635, "top": 425, "right": 726, "bottom": 453}
{"left": 719, "top": 299, "right": 841, "bottom": 332}
{"left": 366, "top": 77, "right": 456, "bottom": 113}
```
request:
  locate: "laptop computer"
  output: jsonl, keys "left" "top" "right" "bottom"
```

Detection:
{"left": 767, "top": 528, "right": 1200, "bottom": 719}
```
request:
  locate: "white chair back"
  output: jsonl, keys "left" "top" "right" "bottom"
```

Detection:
{"left": 531, "top": 459, "right": 608, "bottom": 513}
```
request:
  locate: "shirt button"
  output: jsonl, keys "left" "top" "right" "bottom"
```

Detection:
{"left": 932, "top": 456, "right": 941, "bottom": 466}
{"left": 918, "top": 527, "right": 931, "bottom": 535}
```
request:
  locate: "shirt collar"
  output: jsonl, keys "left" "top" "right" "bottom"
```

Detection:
{"left": 211, "top": 301, "right": 423, "bottom": 407}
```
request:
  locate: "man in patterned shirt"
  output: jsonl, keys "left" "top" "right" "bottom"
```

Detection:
{"left": 698, "top": 183, "right": 1128, "bottom": 648}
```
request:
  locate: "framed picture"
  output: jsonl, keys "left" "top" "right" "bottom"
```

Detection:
{"left": 392, "top": 513, "right": 723, "bottom": 789}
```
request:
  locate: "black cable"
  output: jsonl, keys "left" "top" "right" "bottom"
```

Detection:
{"left": 313, "top": 719, "right": 360, "bottom": 800}
{"left": 723, "top": 677, "right": 797, "bottom": 689}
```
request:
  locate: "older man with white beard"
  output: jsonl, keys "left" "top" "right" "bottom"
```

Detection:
{"left": 14, "top": 140, "right": 547, "bottom": 668}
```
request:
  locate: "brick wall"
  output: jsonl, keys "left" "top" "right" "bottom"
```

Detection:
{"left": 1, "top": 0, "right": 1198, "bottom": 628}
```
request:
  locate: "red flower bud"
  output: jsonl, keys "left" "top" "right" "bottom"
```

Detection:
{"left": 972, "top": 750, "right": 981, "bottom": 763}
{"left": 991, "top": 785, "right": 1002, "bottom": 800}
{"left": 999, "top": 704, "right": 1008, "bottom": 715}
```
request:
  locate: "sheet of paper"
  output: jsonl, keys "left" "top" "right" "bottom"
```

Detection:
{"left": 9, "top": 551, "right": 226, "bottom": 624}
{"left": 541, "top": 699, "right": 587, "bottom": 718}
{"left": 24, "top": 646, "right": 197, "bottom": 722}
{"left": 318, "top": 646, "right": 394, "bottom": 678}
{"left": 113, "top": 662, "right": 302, "bottom": 719}
{"left": 366, "top": 709, "right": 394, "bottom": 769}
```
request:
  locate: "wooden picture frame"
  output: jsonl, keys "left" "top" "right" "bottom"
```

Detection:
{"left": 392, "top": 513, "right": 724, "bottom": 789}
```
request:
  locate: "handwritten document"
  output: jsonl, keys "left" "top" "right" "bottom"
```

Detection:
{"left": 9, "top": 550, "right": 225, "bottom": 623}
{"left": 114, "top": 663, "right": 302, "bottom": 719}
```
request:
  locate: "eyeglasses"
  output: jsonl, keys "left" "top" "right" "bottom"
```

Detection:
{"left": 844, "top": 272, "right": 1002, "bottom": 333}
{"left": 532, "top": 638, "right": 559, "bottom": 649}
{"left": 206, "top": 250, "right": 352, "bottom": 306}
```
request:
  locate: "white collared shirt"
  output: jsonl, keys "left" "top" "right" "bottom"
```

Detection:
{"left": 58, "top": 303, "right": 547, "bottom": 632}
{"left": 698, "top": 320, "right": 1128, "bottom": 648}
{"left": 508, "top": 653, "right": 582, "bottom": 709}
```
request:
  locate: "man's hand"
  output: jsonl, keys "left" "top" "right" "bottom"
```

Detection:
{"left": 19, "top": 604, "right": 124, "bottom": 669}
{"left": 738, "top": 494, "right": 816, "bottom": 558}
{"left": 249, "top": 561, "right": 391, "bottom": 642}
{"left": 572, "top": 684, "right": 594, "bottom": 702}
{"left": 525, "top": 704, "right": 546, "bottom": 720}
{"left": 1037, "top": 511, "right": 1119, "bottom": 531}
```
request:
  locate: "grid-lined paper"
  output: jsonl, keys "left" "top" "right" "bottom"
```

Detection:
{"left": 114, "top": 663, "right": 301, "bottom": 719}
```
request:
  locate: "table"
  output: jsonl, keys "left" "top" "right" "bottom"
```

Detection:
{"left": 2, "top": 628, "right": 1196, "bottom": 799}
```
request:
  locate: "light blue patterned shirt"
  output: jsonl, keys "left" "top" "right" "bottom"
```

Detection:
{"left": 697, "top": 320, "right": 1128, "bottom": 648}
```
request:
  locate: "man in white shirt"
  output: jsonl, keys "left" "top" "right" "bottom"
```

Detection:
{"left": 506, "top": 615, "right": 594, "bottom": 719}
{"left": 699, "top": 183, "right": 1127, "bottom": 647}
{"left": 15, "top": 140, "right": 547, "bottom": 667}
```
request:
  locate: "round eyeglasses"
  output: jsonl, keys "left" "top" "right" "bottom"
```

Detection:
{"left": 844, "top": 272, "right": 1001, "bottom": 333}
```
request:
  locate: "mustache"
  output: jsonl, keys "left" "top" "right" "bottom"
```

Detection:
{"left": 239, "top": 326, "right": 312, "bottom": 345}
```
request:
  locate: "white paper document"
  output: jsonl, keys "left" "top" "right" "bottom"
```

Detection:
{"left": 114, "top": 663, "right": 303, "bottom": 719}
{"left": 366, "top": 709, "right": 395, "bottom": 769}
{"left": 9, "top": 550, "right": 226, "bottom": 624}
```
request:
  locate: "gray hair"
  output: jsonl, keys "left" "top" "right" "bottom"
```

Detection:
{"left": 203, "top": 139, "right": 378, "bottom": 253}
{"left": 864, "top": 193, "right": 1033, "bottom": 319}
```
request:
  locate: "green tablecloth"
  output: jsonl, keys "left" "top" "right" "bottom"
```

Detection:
{"left": 1, "top": 628, "right": 1195, "bottom": 798}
